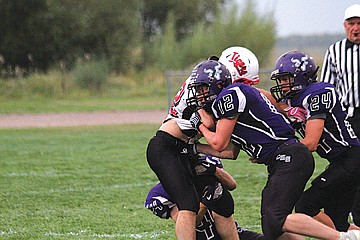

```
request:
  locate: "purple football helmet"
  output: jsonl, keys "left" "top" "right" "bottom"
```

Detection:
{"left": 270, "top": 51, "right": 319, "bottom": 102}
{"left": 186, "top": 60, "right": 232, "bottom": 110}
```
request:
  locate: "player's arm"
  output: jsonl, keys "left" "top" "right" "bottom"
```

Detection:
{"left": 214, "top": 168, "right": 236, "bottom": 191}
{"left": 196, "top": 141, "right": 240, "bottom": 160}
{"left": 196, "top": 203, "right": 208, "bottom": 226}
{"left": 256, "top": 88, "right": 288, "bottom": 113}
{"left": 257, "top": 88, "right": 307, "bottom": 123}
{"left": 199, "top": 117, "right": 236, "bottom": 152}
{"left": 300, "top": 118, "right": 325, "bottom": 152}
{"left": 198, "top": 108, "right": 215, "bottom": 130}
{"left": 193, "top": 156, "right": 237, "bottom": 190}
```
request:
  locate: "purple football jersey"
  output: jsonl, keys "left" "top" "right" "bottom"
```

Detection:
{"left": 211, "top": 82, "right": 296, "bottom": 164}
{"left": 290, "top": 82, "right": 360, "bottom": 160}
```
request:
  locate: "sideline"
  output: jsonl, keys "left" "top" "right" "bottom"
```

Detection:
{"left": 0, "top": 110, "right": 168, "bottom": 129}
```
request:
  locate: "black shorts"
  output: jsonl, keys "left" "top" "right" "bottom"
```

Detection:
{"left": 146, "top": 130, "right": 200, "bottom": 212}
{"left": 295, "top": 146, "right": 360, "bottom": 231}
{"left": 261, "top": 141, "right": 314, "bottom": 240}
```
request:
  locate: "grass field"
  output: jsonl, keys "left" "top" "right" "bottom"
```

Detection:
{"left": 0, "top": 124, "right": 330, "bottom": 239}
{"left": 0, "top": 96, "right": 168, "bottom": 114}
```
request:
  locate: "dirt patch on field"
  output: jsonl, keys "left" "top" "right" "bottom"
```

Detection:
{"left": 0, "top": 110, "right": 168, "bottom": 128}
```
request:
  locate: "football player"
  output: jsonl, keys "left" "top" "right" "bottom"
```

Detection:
{"left": 270, "top": 50, "right": 360, "bottom": 232}
{"left": 146, "top": 60, "right": 239, "bottom": 239}
{"left": 191, "top": 47, "right": 360, "bottom": 239}
{"left": 145, "top": 155, "right": 265, "bottom": 240}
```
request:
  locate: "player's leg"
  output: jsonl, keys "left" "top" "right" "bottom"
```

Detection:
{"left": 146, "top": 135, "right": 199, "bottom": 240}
{"left": 261, "top": 142, "right": 315, "bottom": 239}
{"left": 212, "top": 213, "right": 239, "bottom": 240}
{"left": 176, "top": 210, "right": 196, "bottom": 240}
{"left": 341, "top": 146, "right": 360, "bottom": 228}
{"left": 203, "top": 184, "right": 239, "bottom": 239}
{"left": 295, "top": 185, "right": 336, "bottom": 229}
{"left": 324, "top": 183, "right": 358, "bottom": 231}
{"left": 352, "top": 187, "right": 360, "bottom": 227}
{"left": 296, "top": 160, "right": 357, "bottom": 231}
{"left": 282, "top": 213, "right": 342, "bottom": 239}
{"left": 274, "top": 144, "right": 342, "bottom": 239}
{"left": 277, "top": 232, "right": 305, "bottom": 240}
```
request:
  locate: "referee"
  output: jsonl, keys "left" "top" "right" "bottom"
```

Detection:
{"left": 320, "top": 4, "right": 360, "bottom": 228}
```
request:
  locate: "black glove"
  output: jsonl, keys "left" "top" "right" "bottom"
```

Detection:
{"left": 291, "top": 121, "right": 305, "bottom": 131}
{"left": 203, "top": 102, "right": 212, "bottom": 113}
{"left": 201, "top": 182, "right": 223, "bottom": 207}
{"left": 194, "top": 160, "right": 216, "bottom": 175}
{"left": 189, "top": 112, "right": 202, "bottom": 131}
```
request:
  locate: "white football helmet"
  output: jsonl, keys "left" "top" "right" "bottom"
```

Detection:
{"left": 218, "top": 46, "right": 259, "bottom": 85}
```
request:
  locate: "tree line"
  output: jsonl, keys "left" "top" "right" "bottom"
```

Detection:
{"left": 0, "top": 0, "right": 276, "bottom": 77}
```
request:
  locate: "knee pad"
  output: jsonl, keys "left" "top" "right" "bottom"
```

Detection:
{"left": 210, "top": 189, "right": 234, "bottom": 218}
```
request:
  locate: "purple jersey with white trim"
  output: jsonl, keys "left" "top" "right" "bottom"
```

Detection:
{"left": 145, "top": 182, "right": 265, "bottom": 240}
{"left": 145, "top": 182, "right": 222, "bottom": 239}
{"left": 145, "top": 183, "right": 175, "bottom": 210}
{"left": 212, "top": 82, "right": 296, "bottom": 165}
{"left": 290, "top": 82, "right": 360, "bottom": 160}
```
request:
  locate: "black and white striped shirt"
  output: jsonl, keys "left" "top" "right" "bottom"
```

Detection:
{"left": 320, "top": 38, "right": 360, "bottom": 117}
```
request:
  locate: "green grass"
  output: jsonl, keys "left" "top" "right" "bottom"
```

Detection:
{"left": 0, "top": 124, "right": 330, "bottom": 239}
{"left": 0, "top": 96, "right": 167, "bottom": 114}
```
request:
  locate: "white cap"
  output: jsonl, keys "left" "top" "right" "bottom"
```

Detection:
{"left": 344, "top": 4, "right": 360, "bottom": 21}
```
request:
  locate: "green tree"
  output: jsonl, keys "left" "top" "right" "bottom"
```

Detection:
{"left": 46, "top": 0, "right": 142, "bottom": 73}
{"left": 145, "top": 0, "right": 276, "bottom": 70}
{"left": 0, "top": 0, "right": 50, "bottom": 75}
{"left": 0, "top": 0, "right": 143, "bottom": 75}
{"left": 141, "top": 0, "right": 227, "bottom": 42}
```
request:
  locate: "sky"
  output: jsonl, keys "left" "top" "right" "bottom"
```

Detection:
{"left": 235, "top": 0, "right": 360, "bottom": 37}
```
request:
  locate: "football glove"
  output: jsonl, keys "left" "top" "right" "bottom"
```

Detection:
{"left": 189, "top": 112, "right": 202, "bottom": 131}
{"left": 201, "top": 182, "right": 223, "bottom": 207}
{"left": 284, "top": 106, "right": 307, "bottom": 123}
{"left": 194, "top": 160, "right": 216, "bottom": 175}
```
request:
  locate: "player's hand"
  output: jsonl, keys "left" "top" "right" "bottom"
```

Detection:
{"left": 194, "top": 160, "right": 216, "bottom": 175}
{"left": 284, "top": 106, "right": 307, "bottom": 123}
{"left": 291, "top": 121, "right": 304, "bottom": 131}
{"left": 203, "top": 102, "right": 212, "bottom": 113}
{"left": 189, "top": 112, "right": 202, "bottom": 131}
{"left": 201, "top": 182, "right": 223, "bottom": 206}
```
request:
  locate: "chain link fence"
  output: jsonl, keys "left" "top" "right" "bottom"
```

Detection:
{"left": 165, "top": 69, "right": 274, "bottom": 109}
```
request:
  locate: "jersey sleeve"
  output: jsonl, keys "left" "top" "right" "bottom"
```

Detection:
{"left": 144, "top": 183, "right": 176, "bottom": 219}
{"left": 306, "top": 87, "right": 337, "bottom": 119}
{"left": 212, "top": 86, "right": 246, "bottom": 119}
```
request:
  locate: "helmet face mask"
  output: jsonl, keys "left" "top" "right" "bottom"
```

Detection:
{"left": 218, "top": 46, "right": 260, "bottom": 85}
{"left": 270, "top": 51, "right": 318, "bottom": 102}
{"left": 193, "top": 84, "right": 212, "bottom": 109}
{"left": 186, "top": 60, "right": 232, "bottom": 110}
{"left": 270, "top": 73, "right": 298, "bottom": 101}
